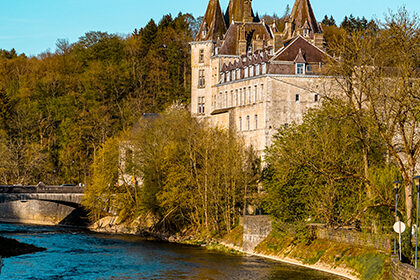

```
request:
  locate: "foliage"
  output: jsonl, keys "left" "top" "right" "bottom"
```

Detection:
{"left": 263, "top": 101, "right": 388, "bottom": 227}
{"left": 0, "top": 13, "right": 199, "bottom": 185}
{"left": 326, "top": 8, "right": 420, "bottom": 231}
{"left": 84, "top": 107, "right": 257, "bottom": 236}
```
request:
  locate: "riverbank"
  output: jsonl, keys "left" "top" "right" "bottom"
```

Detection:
{"left": 89, "top": 216, "right": 387, "bottom": 280}
{"left": 0, "top": 236, "right": 46, "bottom": 258}
{"left": 219, "top": 241, "right": 357, "bottom": 280}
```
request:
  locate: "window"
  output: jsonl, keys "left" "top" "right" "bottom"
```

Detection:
{"left": 296, "top": 63, "right": 305, "bottom": 75}
{"left": 254, "top": 85, "right": 258, "bottom": 103}
{"left": 220, "top": 72, "right": 225, "bottom": 84}
{"left": 255, "top": 115, "right": 258, "bottom": 130}
{"left": 232, "top": 70, "right": 236, "bottom": 81}
{"left": 306, "top": 65, "right": 313, "bottom": 73}
{"left": 218, "top": 92, "right": 222, "bottom": 108}
{"left": 239, "top": 88, "right": 243, "bottom": 105}
{"left": 247, "top": 116, "right": 250, "bottom": 131}
{"left": 314, "top": 94, "right": 319, "bottom": 102}
{"left": 260, "top": 84, "right": 264, "bottom": 102}
{"left": 198, "top": 70, "right": 206, "bottom": 88}
{"left": 243, "top": 88, "right": 247, "bottom": 104}
{"left": 303, "top": 29, "right": 309, "bottom": 37}
{"left": 248, "top": 87, "right": 252, "bottom": 104}
{"left": 226, "top": 71, "right": 230, "bottom": 82}
{"left": 237, "top": 69, "right": 241, "bottom": 80}
{"left": 250, "top": 66, "right": 254, "bottom": 76}
{"left": 262, "top": 63, "right": 267, "bottom": 74}
{"left": 235, "top": 89, "right": 238, "bottom": 106}
{"left": 256, "top": 64, "right": 260, "bottom": 75}
{"left": 225, "top": 91, "right": 228, "bottom": 107}
{"left": 296, "top": 94, "right": 300, "bottom": 102}
{"left": 230, "top": 90, "right": 234, "bottom": 107}
{"left": 198, "top": 97, "right": 205, "bottom": 114}
{"left": 239, "top": 117, "right": 242, "bottom": 131}
{"left": 199, "top": 49, "right": 204, "bottom": 63}
{"left": 244, "top": 67, "right": 249, "bottom": 78}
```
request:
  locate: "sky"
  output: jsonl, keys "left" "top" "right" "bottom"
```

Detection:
{"left": 0, "top": 0, "right": 418, "bottom": 56}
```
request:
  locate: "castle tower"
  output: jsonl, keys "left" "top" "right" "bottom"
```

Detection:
{"left": 195, "top": 0, "right": 227, "bottom": 41}
{"left": 288, "top": 0, "right": 321, "bottom": 36}
{"left": 281, "top": 0, "right": 324, "bottom": 49}
{"left": 225, "top": 0, "right": 255, "bottom": 25}
{"left": 191, "top": 0, "right": 226, "bottom": 117}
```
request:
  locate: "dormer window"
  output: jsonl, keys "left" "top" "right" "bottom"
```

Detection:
{"left": 262, "top": 63, "right": 267, "bottom": 74}
{"left": 244, "top": 67, "right": 249, "bottom": 78}
{"left": 303, "top": 29, "right": 309, "bottom": 37}
{"left": 237, "top": 69, "right": 241, "bottom": 80}
{"left": 220, "top": 72, "right": 225, "bottom": 83}
{"left": 256, "top": 64, "right": 260, "bottom": 75}
{"left": 250, "top": 66, "right": 254, "bottom": 76}
{"left": 226, "top": 71, "right": 231, "bottom": 82}
{"left": 296, "top": 63, "right": 305, "bottom": 75}
{"left": 232, "top": 70, "right": 236, "bottom": 81}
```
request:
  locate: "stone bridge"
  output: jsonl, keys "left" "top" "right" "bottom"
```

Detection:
{"left": 0, "top": 185, "right": 84, "bottom": 207}
{"left": 0, "top": 185, "right": 87, "bottom": 226}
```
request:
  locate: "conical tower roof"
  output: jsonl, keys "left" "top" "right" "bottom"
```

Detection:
{"left": 195, "top": 0, "right": 227, "bottom": 41}
{"left": 225, "top": 0, "right": 255, "bottom": 25}
{"left": 290, "top": 0, "right": 321, "bottom": 34}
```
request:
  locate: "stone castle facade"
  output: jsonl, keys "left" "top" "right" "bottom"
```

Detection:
{"left": 191, "top": 0, "right": 334, "bottom": 155}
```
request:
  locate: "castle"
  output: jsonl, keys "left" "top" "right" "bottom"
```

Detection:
{"left": 191, "top": 0, "right": 334, "bottom": 155}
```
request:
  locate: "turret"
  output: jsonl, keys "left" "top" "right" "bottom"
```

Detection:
{"left": 225, "top": 0, "right": 255, "bottom": 26}
{"left": 195, "top": 0, "right": 227, "bottom": 42}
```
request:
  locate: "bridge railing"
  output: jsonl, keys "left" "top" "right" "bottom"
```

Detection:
{"left": 0, "top": 185, "right": 84, "bottom": 194}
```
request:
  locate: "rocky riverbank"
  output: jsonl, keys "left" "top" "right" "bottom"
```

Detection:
{"left": 0, "top": 236, "right": 46, "bottom": 258}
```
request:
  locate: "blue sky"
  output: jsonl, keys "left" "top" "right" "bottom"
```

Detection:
{"left": 0, "top": 0, "right": 418, "bottom": 56}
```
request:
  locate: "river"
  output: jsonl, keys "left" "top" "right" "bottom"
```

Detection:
{"left": 0, "top": 223, "right": 346, "bottom": 280}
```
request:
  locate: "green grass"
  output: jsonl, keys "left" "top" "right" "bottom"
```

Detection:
{"left": 205, "top": 242, "right": 244, "bottom": 255}
{"left": 253, "top": 228, "right": 390, "bottom": 280}
{"left": 345, "top": 253, "right": 387, "bottom": 280}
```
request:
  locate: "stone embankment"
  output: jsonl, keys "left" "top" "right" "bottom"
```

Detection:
{"left": 391, "top": 257, "right": 420, "bottom": 280}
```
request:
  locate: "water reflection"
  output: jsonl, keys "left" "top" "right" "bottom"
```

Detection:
{"left": 0, "top": 223, "right": 346, "bottom": 280}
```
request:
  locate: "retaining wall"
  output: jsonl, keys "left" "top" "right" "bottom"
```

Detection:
{"left": 391, "top": 257, "right": 420, "bottom": 280}
{"left": 242, "top": 215, "right": 272, "bottom": 251}
{"left": 314, "top": 226, "right": 391, "bottom": 252}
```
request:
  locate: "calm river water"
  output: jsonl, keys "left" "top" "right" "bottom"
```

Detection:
{"left": 0, "top": 223, "right": 346, "bottom": 280}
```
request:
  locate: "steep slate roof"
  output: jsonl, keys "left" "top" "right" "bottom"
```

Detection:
{"left": 195, "top": 0, "right": 227, "bottom": 41}
{"left": 289, "top": 0, "right": 321, "bottom": 34}
{"left": 219, "top": 22, "right": 273, "bottom": 55}
{"left": 272, "top": 36, "right": 326, "bottom": 63}
{"left": 225, "top": 0, "right": 255, "bottom": 26}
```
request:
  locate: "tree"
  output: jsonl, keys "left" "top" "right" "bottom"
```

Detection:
{"left": 84, "top": 107, "right": 257, "bottom": 235}
{"left": 263, "top": 102, "right": 388, "bottom": 227}
{"left": 322, "top": 15, "right": 336, "bottom": 26}
{"left": 326, "top": 9, "right": 419, "bottom": 258}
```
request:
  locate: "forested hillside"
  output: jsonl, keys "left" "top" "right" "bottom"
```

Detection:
{"left": 0, "top": 11, "right": 378, "bottom": 187}
{"left": 0, "top": 13, "right": 199, "bottom": 185}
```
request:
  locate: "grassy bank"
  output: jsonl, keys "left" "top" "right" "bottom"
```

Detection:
{"left": 254, "top": 229, "right": 390, "bottom": 280}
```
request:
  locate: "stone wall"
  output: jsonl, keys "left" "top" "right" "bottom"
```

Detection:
{"left": 242, "top": 215, "right": 272, "bottom": 251}
{"left": 391, "top": 257, "right": 420, "bottom": 280}
{"left": 0, "top": 200, "right": 76, "bottom": 225}
{"left": 314, "top": 226, "right": 391, "bottom": 252}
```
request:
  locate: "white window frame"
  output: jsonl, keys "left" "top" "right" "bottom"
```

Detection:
{"left": 296, "top": 63, "right": 305, "bottom": 75}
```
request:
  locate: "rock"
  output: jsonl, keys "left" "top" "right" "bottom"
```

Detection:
{"left": 0, "top": 236, "right": 46, "bottom": 258}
